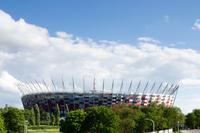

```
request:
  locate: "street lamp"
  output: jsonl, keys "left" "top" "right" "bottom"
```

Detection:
{"left": 145, "top": 118, "right": 155, "bottom": 132}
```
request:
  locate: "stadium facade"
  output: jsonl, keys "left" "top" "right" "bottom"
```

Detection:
{"left": 18, "top": 79, "right": 179, "bottom": 116}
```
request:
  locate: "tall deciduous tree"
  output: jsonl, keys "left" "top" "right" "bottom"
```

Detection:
{"left": 34, "top": 104, "right": 40, "bottom": 126}
{"left": 46, "top": 112, "right": 50, "bottom": 125}
{"left": 83, "top": 106, "right": 119, "bottom": 133}
{"left": 61, "top": 109, "right": 86, "bottom": 133}
{"left": 112, "top": 104, "right": 144, "bottom": 133}
{"left": 141, "top": 103, "right": 167, "bottom": 131}
{"left": 24, "top": 108, "right": 35, "bottom": 126}
{"left": 185, "top": 109, "right": 200, "bottom": 129}
{"left": 50, "top": 113, "right": 55, "bottom": 126}
{"left": 185, "top": 112, "right": 196, "bottom": 129}
{"left": 193, "top": 109, "right": 200, "bottom": 128}
{"left": 31, "top": 107, "right": 35, "bottom": 126}
{"left": 55, "top": 104, "right": 60, "bottom": 126}
{"left": 40, "top": 109, "right": 50, "bottom": 125}
{"left": 2, "top": 107, "right": 25, "bottom": 133}
{"left": 164, "top": 106, "right": 185, "bottom": 130}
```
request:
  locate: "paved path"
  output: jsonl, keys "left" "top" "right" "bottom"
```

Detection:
{"left": 182, "top": 130, "right": 200, "bottom": 133}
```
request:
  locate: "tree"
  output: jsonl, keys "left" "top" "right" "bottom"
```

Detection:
{"left": 40, "top": 109, "right": 50, "bottom": 125}
{"left": 83, "top": 106, "right": 119, "bottom": 133}
{"left": 193, "top": 109, "right": 200, "bottom": 128}
{"left": 55, "top": 104, "right": 60, "bottom": 126}
{"left": 31, "top": 107, "right": 35, "bottom": 126}
{"left": 0, "top": 113, "right": 6, "bottom": 133}
{"left": 34, "top": 104, "right": 40, "bottom": 126}
{"left": 112, "top": 104, "right": 143, "bottom": 133}
{"left": 185, "top": 112, "right": 196, "bottom": 129}
{"left": 141, "top": 103, "right": 167, "bottom": 131}
{"left": 61, "top": 109, "right": 86, "bottom": 133}
{"left": 185, "top": 109, "right": 200, "bottom": 129}
{"left": 65, "top": 104, "right": 69, "bottom": 117}
{"left": 2, "top": 107, "right": 25, "bottom": 133}
{"left": 164, "top": 106, "right": 185, "bottom": 130}
{"left": 50, "top": 114, "right": 55, "bottom": 126}
{"left": 24, "top": 108, "right": 35, "bottom": 126}
{"left": 119, "top": 118, "right": 135, "bottom": 133}
{"left": 140, "top": 103, "right": 185, "bottom": 132}
{"left": 24, "top": 109, "right": 30, "bottom": 121}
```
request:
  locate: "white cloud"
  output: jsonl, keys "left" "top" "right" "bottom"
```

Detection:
{"left": 0, "top": 71, "right": 20, "bottom": 93}
{"left": 181, "top": 78, "right": 200, "bottom": 87}
{"left": 0, "top": 10, "right": 200, "bottom": 113}
{"left": 138, "top": 37, "right": 161, "bottom": 44}
{"left": 56, "top": 31, "right": 73, "bottom": 39}
{"left": 192, "top": 19, "right": 200, "bottom": 30}
{"left": 0, "top": 10, "right": 50, "bottom": 51}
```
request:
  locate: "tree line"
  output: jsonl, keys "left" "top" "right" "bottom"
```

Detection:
{"left": 185, "top": 109, "right": 200, "bottom": 129}
{"left": 1, "top": 103, "right": 200, "bottom": 133}
{"left": 24, "top": 104, "right": 60, "bottom": 126}
{"left": 60, "top": 103, "right": 185, "bottom": 133}
{"left": 0, "top": 103, "right": 60, "bottom": 133}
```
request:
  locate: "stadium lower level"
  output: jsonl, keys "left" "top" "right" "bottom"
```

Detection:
{"left": 22, "top": 92, "right": 175, "bottom": 116}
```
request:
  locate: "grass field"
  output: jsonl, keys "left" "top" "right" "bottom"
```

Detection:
{"left": 28, "top": 126, "right": 60, "bottom": 133}
{"left": 28, "top": 128, "right": 60, "bottom": 133}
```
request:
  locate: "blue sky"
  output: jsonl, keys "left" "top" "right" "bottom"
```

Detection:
{"left": 1, "top": 1, "right": 200, "bottom": 113}
{"left": 1, "top": 0, "right": 200, "bottom": 49}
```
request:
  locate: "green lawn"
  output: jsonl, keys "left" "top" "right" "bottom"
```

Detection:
{"left": 28, "top": 126, "right": 60, "bottom": 133}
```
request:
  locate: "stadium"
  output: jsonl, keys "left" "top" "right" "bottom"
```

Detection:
{"left": 17, "top": 79, "right": 179, "bottom": 116}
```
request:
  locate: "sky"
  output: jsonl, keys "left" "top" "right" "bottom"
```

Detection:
{"left": 0, "top": 1, "right": 200, "bottom": 113}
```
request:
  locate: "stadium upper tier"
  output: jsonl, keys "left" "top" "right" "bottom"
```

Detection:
{"left": 18, "top": 79, "right": 179, "bottom": 115}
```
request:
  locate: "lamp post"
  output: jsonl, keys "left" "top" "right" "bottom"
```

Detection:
{"left": 145, "top": 118, "right": 155, "bottom": 132}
